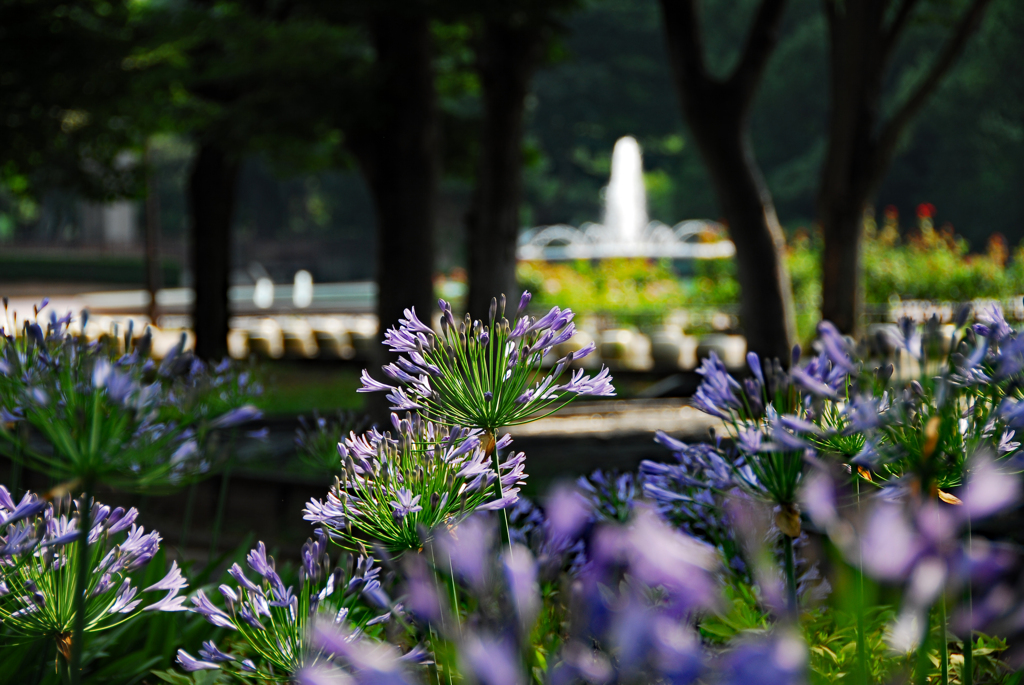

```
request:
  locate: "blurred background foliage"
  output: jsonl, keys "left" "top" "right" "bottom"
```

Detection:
{"left": 1, "top": 0, "right": 1021, "bottom": 255}
{"left": 522, "top": 0, "right": 1023, "bottom": 248}
{"left": 518, "top": 214, "right": 1024, "bottom": 342}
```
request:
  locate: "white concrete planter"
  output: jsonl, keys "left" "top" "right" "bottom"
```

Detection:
{"left": 695, "top": 334, "right": 747, "bottom": 370}
{"left": 599, "top": 328, "right": 653, "bottom": 371}
{"left": 650, "top": 328, "right": 698, "bottom": 370}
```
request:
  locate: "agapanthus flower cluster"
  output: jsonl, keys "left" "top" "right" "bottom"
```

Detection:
{"left": 577, "top": 469, "right": 639, "bottom": 524}
{"left": 692, "top": 321, "right": 856, "bottom": 433}
{"left": 0, "top": 485, "right": 187, "bottom": 659}
{"left": 358, "top": 291, "right": 614, "bottom": 431}
{"left": 303, "top": 413, "right": 526, "bottom": 553}
{"left": 398, "top": 494, "right": 806, "bottom": 685}
{"left": 689, "top": 346, "right": 833, "bottom": 531}
{"left": 295, "top": 616, "right": 423, "bottom": 685}
{"left": 399, "top": 511, "right": 575, "bottom": 685}
{"left": 180, "top": 534, "right": 402, "bottom": 679}
{"left": 822, "top": 306, "right": 1024, "bottom": 495}
{"left": 802, "top": 453, "right": 1022, "bottom": 653}
{"left": 505, "top": 485, "right": 590, "bottom": 581}
{"left": 0, "top": 303, "right": 261, "bottom": 490}
{"left": 639, "top": 432, "right": 746, "bottom": 575}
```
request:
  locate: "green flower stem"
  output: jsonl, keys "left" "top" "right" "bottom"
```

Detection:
{"left": 58, "top": 653, "right": 72, "bottom": 685}
{"left": 782, "top": 533, "right": 797, "bottom": 615}
{"left": 964, "top": 516, "right": 975, "bottom": 685}
{"left": 959, "top": 448, "right": 978, "bottom": 685}
{"left": 485, "top": 430, "right": 510, "bottom": 544}
{"left": 855, "top": 476, "right": 868, "bottom": 685}
{"left": 916, "top": 606, "right": 932, "bottom": 685}
{"left": 939, "top": 597, "right": 949, "bottom": 685}
{"left": 854, "top": 569, "right": 868, "bottom": 685}
{"left": 963, "top": 627, "right": 973, "bottom": 685}
{"left": 68, "top": 477, "right": 94, "bottom": 685}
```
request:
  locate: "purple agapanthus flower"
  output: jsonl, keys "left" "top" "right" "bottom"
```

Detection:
{"left": 358, "top": 291, "right": 613, "bottom": 431}
{"left": 306, "top": 413, "right": 523, "bottom": 553}
{"left": 177, "top": 649, "right": 220, "bottom": 672}
{"left": 390, "top": 489, "right": 424, "bottom": 519}
{"left": 590, "top": 506, "right": 720, "bottom": 618}
{"left": 187, "top": 537, "right": 394, "bottom": 680}
{"left": 803, "top": 455, "right": 1021, "bottom": 649}
{"left": 0, "top": 487, "right": 188, "bottom": 643}
{"left": 692, "top": 352, "right": 742, "bottom": 419}
{"left": 304, "top": 617, "right": 420, "bottom": 685}
{"left": 717, "top": 633, "right": 806, "bottom": 685}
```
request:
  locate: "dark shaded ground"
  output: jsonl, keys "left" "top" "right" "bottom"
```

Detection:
{"left": 0, "top": 396, "right": 717, "bottom": 561}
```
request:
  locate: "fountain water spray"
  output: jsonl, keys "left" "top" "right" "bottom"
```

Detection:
{"left": 604, "top": 136, "right": 648, "bottom": 247}
{"left": 518, "top": 136, "right": 734, "bottom": 260}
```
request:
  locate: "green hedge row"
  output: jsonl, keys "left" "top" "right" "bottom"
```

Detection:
{"left": 0, "top": 254, "right": 181, "bottom": 286}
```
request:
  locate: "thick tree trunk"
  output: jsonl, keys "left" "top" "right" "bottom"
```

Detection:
{"left": 189, "top": 141, "right": 238, "bottom": 362}
{"left": 818, "top": 0, "right": 993, "bottom": 334}
{"left": 465, "top": 20, "right": 545, "bottom": 319}
{"left": 819, "top": 198, "right": 865, "bottom": 333}
{"left": 659, "top": 0, "right": 796, "bottom": 362}
{"left": 360, "top": 16, "right": 437, "bottom": 334}
{"left": 688, "top": 95, "right": 797, "bottom": 362}
{"left": 347, "top": 15, "right": 438, "bottom": 422}
{"left": 817, "top": 0, "right": 885, "bottom": 335}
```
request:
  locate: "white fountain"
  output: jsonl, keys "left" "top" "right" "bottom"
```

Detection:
{"left": 517, "top": 136, "right": 734, "bottom": 260}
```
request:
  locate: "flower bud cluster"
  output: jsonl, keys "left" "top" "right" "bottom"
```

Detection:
{"left": 359, "top": 291, "right": 613, "bottom": 430}
{"left": 304, "top": 412, "right": 526, "bottom": 553}
{"left": 0, "top": 485, "right": 187, "bottom": 644}
{"left": 181, "top": 533, "right": 409, "bottom": 679}
{"left": 0, "top": 302, "right": 261, "bottom": 491}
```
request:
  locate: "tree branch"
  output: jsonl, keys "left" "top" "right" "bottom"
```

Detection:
{"left": 875, "top": 0, "right": 993, "bottom": 176}
{"left": 727, "top": 0, "right": 789, "bottom": 104}
{"left": 882, "top": 0, "right": 922, "bottom": 60}
{"left": 658, "top": 0, "right": 708, "bottom": 85}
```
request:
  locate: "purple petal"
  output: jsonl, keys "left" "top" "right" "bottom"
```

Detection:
{"left": 177, "top": 649, "right": 220, "bottom": 672}
{"left": 962, "top": 455, "right": 1020, "bottom": 520}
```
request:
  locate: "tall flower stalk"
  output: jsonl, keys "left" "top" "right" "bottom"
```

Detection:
{"left": 180, "top": 534, "right": 411, "bottom": 680}
{"left": 358, "top": 292, "right": 613, "bottom": 539}
{"left": 0, "top": 305, "right": 259, "bottom": 684}
{"left": 0, "top": 486, "right": 188, "bottom": 680}
{"left": 304, "top": 413, "right": 525, "bottom": 554}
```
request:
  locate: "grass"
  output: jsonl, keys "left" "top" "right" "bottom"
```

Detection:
{"left": 253, "top": 361, "right": 364, "bottom": 417}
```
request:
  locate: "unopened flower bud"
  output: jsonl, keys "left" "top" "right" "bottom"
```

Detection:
{"left": 922, "top": 416, "right": 941, "bottom": 459}
{"left": 775, "top": 503, "right": 801, "bottom": 538}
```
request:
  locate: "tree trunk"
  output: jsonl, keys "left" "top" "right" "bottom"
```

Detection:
{"left": 358, "top": 15, "right": 438, "bottom": 334}
{"left": 688, "top": 93, "right": 797, "bottom": 362}
{"left": 189, "top": 141, "right": 238, "bottom": 362}
{"left": 144, "top": 142, "right": 162, "bottom": 327}
{"left": 819, "top": 197, "right": 865, "bottom": 333}
{"left": 818, "top": 0, "right": 994, "bottom": 334}
{"left": 465, "top": 20, "right": 545, "bottom": 319}
{"left": 817, "top": 0, "right": 885, "bottom": 335}
{"left": 659, "top": 0, "right": 796, "bottom": 362}
{"left": 346, "top": 15, "right": 438, "bottom": 422}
